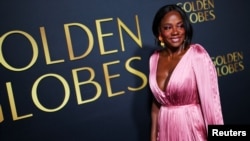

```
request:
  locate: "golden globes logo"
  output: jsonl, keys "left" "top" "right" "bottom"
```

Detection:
{"left": 177, "top": 0, "right": 216, "bottom": 23}
{"left": 0, "top": 15, "right": 147, "bottom": 123}
{"left": 212, "top": 51, "right": 244, "bottom": 76}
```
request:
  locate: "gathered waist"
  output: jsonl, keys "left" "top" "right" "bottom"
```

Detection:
{"left": 161, "top": 103, "right": 200, "bottom": 109}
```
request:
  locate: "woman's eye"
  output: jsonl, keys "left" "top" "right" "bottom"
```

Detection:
{"left": 177, "top": 24, "right": 184, "bottom": 29}
{"left": 163, "top": 26, "right": 171, "bottom": 30}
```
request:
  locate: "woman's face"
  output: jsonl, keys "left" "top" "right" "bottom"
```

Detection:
{"left": 158, "top": 10, "right": 186, "bottom": 48}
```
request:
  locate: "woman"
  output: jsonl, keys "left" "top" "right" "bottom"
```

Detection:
{"left": 149, "top": 4, "right": 224, "bottom": 141}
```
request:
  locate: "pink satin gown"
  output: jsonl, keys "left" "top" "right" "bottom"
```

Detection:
{"left": 149, "top": 44, "right": 224, "bottom": 141}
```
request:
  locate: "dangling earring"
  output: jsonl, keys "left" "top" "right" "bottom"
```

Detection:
{"left": 158, "top": 36, "right": 165, "bottom": 47}
{"left": 160, "top": 41, "right": 165, "bottom": 47}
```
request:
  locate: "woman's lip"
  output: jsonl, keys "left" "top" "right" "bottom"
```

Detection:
{"left": 171, "top": 38, "right": 181, "bottom": 42}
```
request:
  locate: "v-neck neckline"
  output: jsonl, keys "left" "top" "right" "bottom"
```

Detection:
{"left": 154, "top": 45, "right": 192, "bottom": 94}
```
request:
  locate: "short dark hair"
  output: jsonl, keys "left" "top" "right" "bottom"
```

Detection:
{"left": 152, "top": 4, "right": 193, "bottom": 48}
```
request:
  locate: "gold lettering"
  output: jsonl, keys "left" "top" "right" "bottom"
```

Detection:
{"left": 32, "top": 74, "right": 70, "bottom": 112}
{"left": 177, "top": 0, "right": 215, "bottom": 23}
{"left": 117, "top": 15, "right": 142, "bottom": 51}
{"left": 216, "top": 67, "right": 222, "bottom": 77}
{"left": 0, "top": 104, "right": 4, "bottom": 123}
{"left": 207, "top": 0, "right": 215, "bottom": 9}
{"left": 125, "top": 56, "right": 147, "bottom": 91}
{"left": 213, "top": 51, "right": 245, "bottom": 77}
{"left": 198, "top": 12, "right": 205, "bottom": 22}
{"left": 185, "top": 2, "right": 193, "bottom": 12}
{"left": 209, "top": 10, "right": 216, "bottom": 20}
{"left": 214, "top": 56, "right": 224, "bottom": 66}
{"left": 189, "top": 13, "right": 198, "bottom": 23}
{"left": 103, "top": 60, "right": 125, "bottom": 97}
{"left": 232, "top": 51, "right": 243, "bottom": 62}
{"left": 64, "top": 23, "right": 94, "bottom": 60}
{"left": 0, "top": 30, "right": 38, "bottom": 71}
{"left": 196, "top": 0, "right": 203, "bottom": 11}
{"left": 72, "top": 67, "right": 102, "bottom": 104}
{"left": 221, "top": 65, "right": 229, "bottom": 75}
{"left": 40, "top": 27, "right": 65, "bottom": 65}
{"left": 238, "top": 61, "right": 244, "bottom": 71}
{"left": 6, "top": 82, "right": 33, "bottom": 120}
{"left": 96, "top": 18, "right": 117, "bottom": 55}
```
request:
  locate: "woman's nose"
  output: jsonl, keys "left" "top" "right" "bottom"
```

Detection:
{"left": 171, "top": 27, "right": 179, "bottom": 35}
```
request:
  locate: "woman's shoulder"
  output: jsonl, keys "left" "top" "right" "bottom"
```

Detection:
{"left": 189, "top": 43, "right": 210, "bottom": 55}
{"left": 189, "top": 43, "right": 211, "bottom": 60}
{"left": 190, "top": 43, "right": 206, "bottom": 52}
